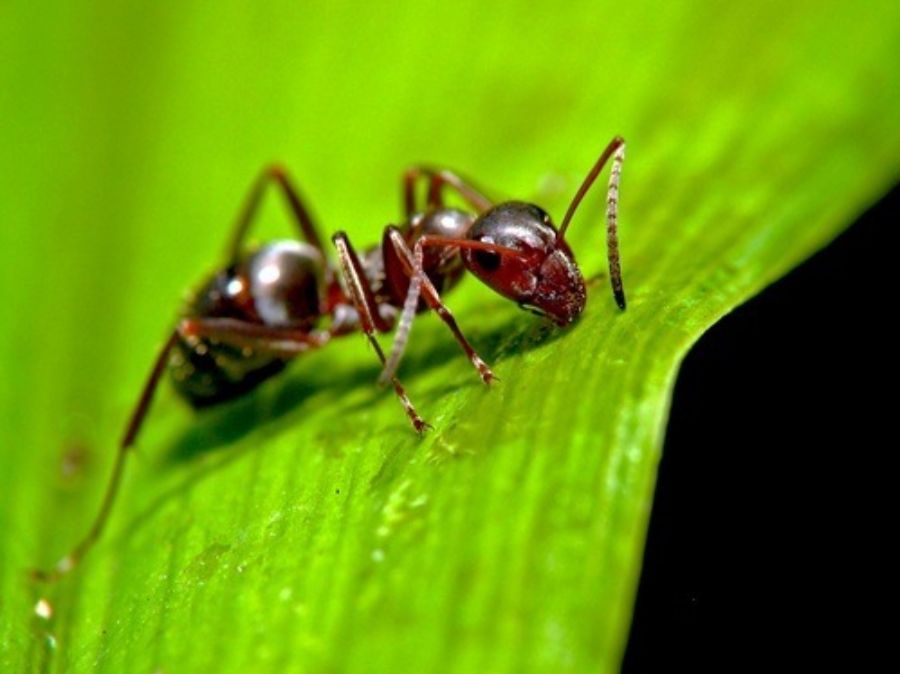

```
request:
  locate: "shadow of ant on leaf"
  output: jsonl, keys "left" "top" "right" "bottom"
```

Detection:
{"left": 161, "top": 302, "right": 573, "bottom": 467}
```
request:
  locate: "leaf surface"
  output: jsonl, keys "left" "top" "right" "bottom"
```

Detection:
{"left": 1, "top": 2, "right": 897, "bottom": 672}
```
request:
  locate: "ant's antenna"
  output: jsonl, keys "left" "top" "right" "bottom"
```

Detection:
{"left": 558, "top": 136, "right": 627, "bottom": 310}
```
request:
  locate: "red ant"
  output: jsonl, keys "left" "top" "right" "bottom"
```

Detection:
{"left": 33, "top": 136, "right": 627, "bottom": 582}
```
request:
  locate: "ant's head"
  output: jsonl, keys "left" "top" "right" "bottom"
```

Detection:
{"left": 461, "top": 201, "right": 586, "bottom": 326}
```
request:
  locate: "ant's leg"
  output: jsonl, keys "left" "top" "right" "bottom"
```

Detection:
{"left": 332, "top": 231, "right": 430, "bottom": 433}
{"left": 381, "top": 228, "right": 504, "bottom": 385}
{"left": 32, "top": 329, "right": 181, "bottom": 582}
{"left": 226, "top": 164, "right": 324, "bottom": 264}
{"left": 178, "top": 317, "right": 329, "bottom": 358}
{"left": 557, "top": 136, "right": 627, "bottom": 310}
{"left": 402, "top": 166, "right": 493, "bottom": 219}
{"left": 32, "top": 318, "right": 330, "bottom": 582}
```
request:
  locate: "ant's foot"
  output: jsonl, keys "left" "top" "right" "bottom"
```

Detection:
{"left": 473, "top": 356, "right": 498, "bottom": 385}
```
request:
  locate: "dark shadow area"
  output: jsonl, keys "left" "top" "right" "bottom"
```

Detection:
{"left": 623, "top": 184, "right": 896, "bottom": 672}
{"left": 124, "top": 277, "right": 581, "bottom": 545}
{"left": 163, "top": 287, "right": 573, "bottom": 464}
{"left": 163, "top": 356, "right": 377, "bottom": 464}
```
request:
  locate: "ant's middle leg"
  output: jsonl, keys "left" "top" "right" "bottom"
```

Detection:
{"left": 402, "top": 166, "right": 493, "bottom": 219}
{"left": 332, "top": 231, "right": 430, "bottom": 433}
{"left": 226, "top": 164, "right": 325, "bottom": 264}
{"left": 381, "top": 227, "right": 497, "bottom": 386}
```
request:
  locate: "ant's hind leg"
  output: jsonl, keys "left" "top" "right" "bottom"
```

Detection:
{"left": 32, "top": 318, "right": 330, "bottom": 582}
{"left": 178, "top": 318, "right": 330, "bottom": 358}
{"left": 32, "top": 329, "right": 181, "bottom": 583}
{"left": 332, "top": 231, "right": 430, "bottom": 433}
{"left": 226, "top": 165, "right": 325, "bottom": 263}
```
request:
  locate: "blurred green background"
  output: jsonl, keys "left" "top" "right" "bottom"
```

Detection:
{"left": 1, "top": 2, "right": 898, "bottom": 673}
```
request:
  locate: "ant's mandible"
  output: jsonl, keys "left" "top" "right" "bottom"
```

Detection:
{"left": 34, "top": 136, "right": 627, "bottom": 581}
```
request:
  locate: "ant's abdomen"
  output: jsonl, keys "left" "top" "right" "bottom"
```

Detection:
{"left": 169, "top": 335, "right": 287, "bottom": 407}
{"left": 168, "top": 240, "right": 325, "bottom": 407}
{"left": 167, "top": 268, "right": 284, "bottom": 407}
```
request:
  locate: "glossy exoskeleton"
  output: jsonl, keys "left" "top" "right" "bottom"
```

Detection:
{"left": 34, "top": 136, "right": 627, "bottom": 581}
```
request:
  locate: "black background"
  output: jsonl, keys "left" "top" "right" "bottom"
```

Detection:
{"left": 622, "top": 185, "right": 895, "bottom": 671}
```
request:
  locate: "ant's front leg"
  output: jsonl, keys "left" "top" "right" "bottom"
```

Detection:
{"left": 402, "top": 166, "right": 493, "bottom": 219}
{"left": 332, "top": 231, "right": 430, "bottom": 433}
{"left": 380, "top": 227, "right": 497, "bottom": 386}
{"left": 226, "top": 164, "right": 325, "bottom": 264}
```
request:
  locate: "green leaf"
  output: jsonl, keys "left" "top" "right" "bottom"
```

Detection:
{"left": 1, "top": 1, "right": 897, "bottom": 672}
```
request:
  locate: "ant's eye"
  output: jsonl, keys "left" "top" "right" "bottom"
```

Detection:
{"left": 473, "top": 250, "right": 501, "bottom": 271}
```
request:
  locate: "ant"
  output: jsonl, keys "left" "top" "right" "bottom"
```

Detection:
{"left": 33, "top": 136, "right": 627, "bottom": 582}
